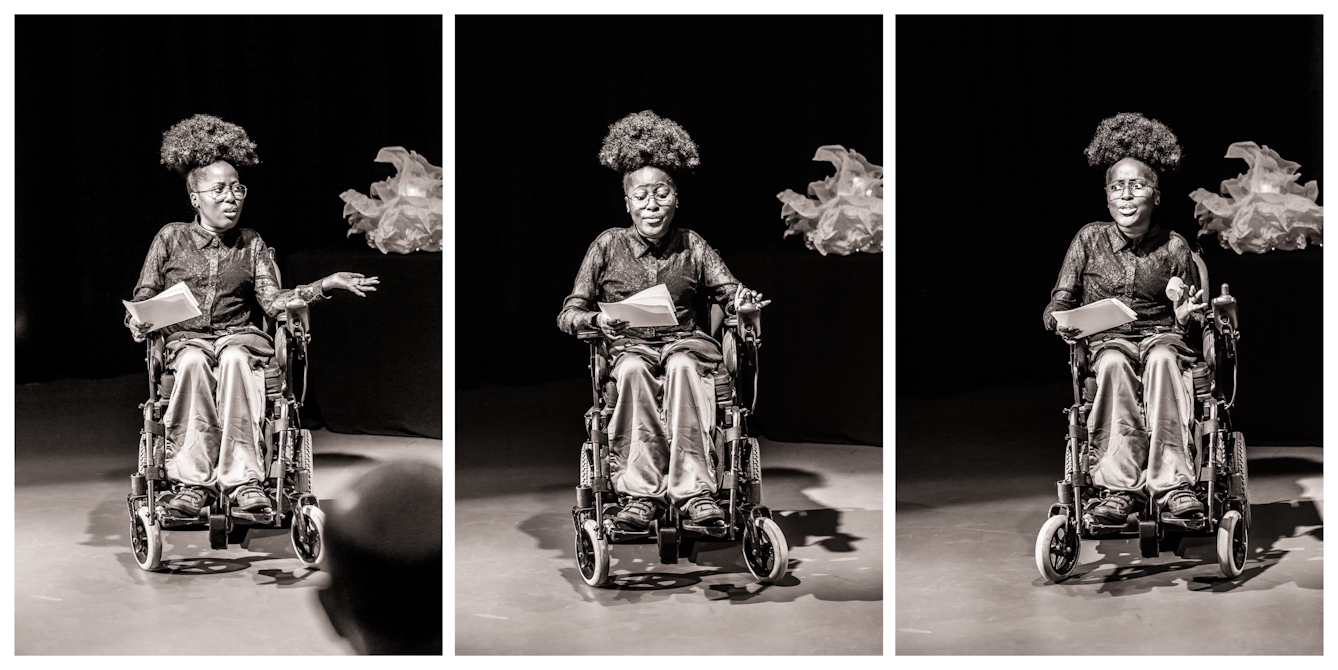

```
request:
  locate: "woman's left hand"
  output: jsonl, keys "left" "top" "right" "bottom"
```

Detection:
{"left": 735, "top": 288, "right": 771, "bottom": 313}
{"left": 323, "top": 272, "right": 380, "bottom": 297}
{"left": 1174, "top": 283, "right": 1208, "bottom": 326}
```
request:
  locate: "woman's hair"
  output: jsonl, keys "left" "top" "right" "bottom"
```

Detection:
{"left": 159, "top": 114, "right": 260, "bottom": 190}
{"left": 1084, "top": 112, "right": 1182, "bottom": 184}
{"left": 598, "top": 110, "right": 700, "bottom": 184}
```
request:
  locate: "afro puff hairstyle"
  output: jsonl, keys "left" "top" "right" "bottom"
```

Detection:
{"left": 598, "top": 110, "right": 700, "bottom": 183}
{"left": 159, "top": 114, "right": 259, "bottom": 188}
{"left": 1084, "top": 112, "right": 1182, "bottom": 183}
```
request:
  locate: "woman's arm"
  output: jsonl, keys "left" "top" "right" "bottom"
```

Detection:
{"left": 252, "top": 239, "right": 330, "bottom": 316}
{"left": 557, "top": 235, "right": 610, "bottom": 335}
{"left": 1042, "top": 232, "right": 1088, "bottom": 332}
{"left": 126, "top": 230, "right": 170, "bottom": 341}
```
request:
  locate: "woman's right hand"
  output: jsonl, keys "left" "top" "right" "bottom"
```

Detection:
{"left": 595, "top": 312, "right": 628, "bottom": 337}
{"left": 1057, "top": 325, "right": 1083, "bottom": 345}
{"left": 128, "top": 315, "right": 154, "bottom": 343}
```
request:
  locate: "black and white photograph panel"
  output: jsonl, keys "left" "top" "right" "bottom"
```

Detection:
{"left": 13, "top": 15, "right": 443, "bottom": 655}
{"left": 455, "top": 15, "right": 882, "bottom": 655}
{"left": 895, "top": 15, "right": 1321, "bottom": 654}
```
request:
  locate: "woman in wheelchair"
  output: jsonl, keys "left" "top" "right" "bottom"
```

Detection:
{"left": 557, "top": 111, "right": 769, "bottom": 532}
{"left": 126, "top": 114, "right": 378, "bottom": 520}
{"left": 1043, "top": 113, "right": 1210, "bottom": 527}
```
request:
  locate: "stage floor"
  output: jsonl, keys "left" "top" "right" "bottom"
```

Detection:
{"left": 14, "top": 374, "right": 443, "bottom": 655}
{"left": 896, "top": 384, "right": 1323, "bottom": 655}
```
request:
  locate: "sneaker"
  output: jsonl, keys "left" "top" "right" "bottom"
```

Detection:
{"left": 231, "top": 481, "right": 272, "bottom": 512}
{"left": 1163, "top": 486, "right": 1204, "bottom": 518}
{"left": 681, "top": 495, "right": 725, "bottom": 524}
{"left": 614, "top": 497, "right": 658, "bottom": 531}
{"left": 163, "top": 486, "right": 212, "bottom": 518}
{"left": 1088, "top": 490, "right": 1141, "bottom": 525}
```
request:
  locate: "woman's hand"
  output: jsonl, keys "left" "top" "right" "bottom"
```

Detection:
{"left": 595, "top": 312, "right": 629, "bottom": 338}
{"left": 322, "top": 272, "right": 380, "bottom": 297}
{"left": 127, "top": 315, "right": 153, "bottom": 343}
{"left": 1174, "top": 283, "right": 1208, "bottom": 326}
{"left": 1057, "top": 325, "right": 1083, "bottom": 345}
{"left": 735, "top": 288, "right": 771, "bottom": 313}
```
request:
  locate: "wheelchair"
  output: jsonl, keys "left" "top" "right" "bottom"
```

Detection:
{"left": 571, "top": 302, "right": 789, "bottom": 587}
{"left": 1036, "top": 254, "right": 1248, "bottom": 583}
{"left": 127, "top": 251, "right": 326, "bottom": 572}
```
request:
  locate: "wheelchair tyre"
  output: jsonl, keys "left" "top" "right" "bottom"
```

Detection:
{"left": 1035, "top": 514, "right": 1078, "bottom": 583}
{"left": 131, "top": 505, "right": 162, "bottom": 572}
{"left": 208, "top": 513, "right": 228, "bottom": 550}
{"left": 1217, "top": 509, "right": 1248, "bottom": 578}
{"left": 1138, "top": 520, "right": 1159, "bottom": 559}
{"left": 653, "top": 519, "right": 679, "bottom": 565}
{"left": 576, "top": 519, "right": 610, "bottom": 587}
{"left": 290, "top": 505, "right": 327, "bottom": 570}
{"left": 1232, "top": 432, "right": 1251, "bottom": 527}
{"left": 743, "top": 517, "right": 788, "bottom": 584}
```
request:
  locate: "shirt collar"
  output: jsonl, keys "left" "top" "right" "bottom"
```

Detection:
{"left": 1106, "top": 220, "right": 1163, "bottom": 253}
{"left": 190, "top": 218, "right": 236, "bottom": 248}
{"left": 626, "top": 226, "right": 673, "bottom": 258}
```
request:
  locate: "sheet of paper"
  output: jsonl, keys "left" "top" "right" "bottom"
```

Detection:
{"left": 598, "top": 283, "right": 678, "bottom": 327}
{"left": 122, "top": 281, "right": 203, "bottom": 332}
{"left": 1052, "top": 298, "right": 1137, "bottom": 339}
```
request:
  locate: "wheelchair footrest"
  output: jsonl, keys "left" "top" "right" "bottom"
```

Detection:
{"left": 681, "top": 521, "right": 729, "bottom": 538}
{"left": 230, "top": 508, "right": 275, "bottom": 525}
{"left": 1158, "top": 514, "right": 1207, "bottom": 531}
{"left": 1084, "top": 519, "right": 1136, "bottom": 536}
{"left": 160, "top": 511, "right": 209, "bottom": 529}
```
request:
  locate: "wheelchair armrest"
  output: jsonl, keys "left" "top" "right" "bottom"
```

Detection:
{"left": 577, "top": 329, "right": 601, "bottom": 340}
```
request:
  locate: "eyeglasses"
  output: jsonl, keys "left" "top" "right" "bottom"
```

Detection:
{"left": 626, "top": 187, "right": 677, "bottom": 208}
{"left": 1107, "top": 180, "right": 1154, "bottom": 198}
{"left": 193, "top": 184, "right": 248, "bottom": 201}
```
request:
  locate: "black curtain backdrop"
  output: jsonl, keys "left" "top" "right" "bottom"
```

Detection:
{"left": 15, "top": 16, "right": 443, "bottom": 435}
{"left": 454, "top": 15, "right": 883, "bottom": 445}
{"left": 896, "top": 16, "right": 1322, "bottom": 445}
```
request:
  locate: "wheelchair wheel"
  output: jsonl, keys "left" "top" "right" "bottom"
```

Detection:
{"left": 575, "top": 518, "right": 610, "bottom": 587}
{"left": 653, "top": 519, "right": 679, "bottom": 565}
{"left": 131, "top": 505, "right": 162, "bottom": 572}
{"left": 1232, "top": 432, "right": 1251, "bottom": 527}
{"left": 742, "top": 516, "right": 788, "bottom": 584}
{"left": 290, "top": 505, "right": 327, "bottom": 570}
{"left": 1138, "top": 520, "right": 1159, "bottom": 558}
{"left": 1035, "top": 514, "right": 1078, "bottom": 583}
{"left": 1217, "top": 509, "right": 1248, "bottom": 578}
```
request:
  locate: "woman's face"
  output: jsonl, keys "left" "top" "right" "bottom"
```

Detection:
{"left": 190, "top": 160, "right": 244, "bottom": 232}
{"left": 1105, "top": 157, "right": 1159, "bottom": 235}
{"left": 623, "top": 166, "right": 677, "bottom": 243}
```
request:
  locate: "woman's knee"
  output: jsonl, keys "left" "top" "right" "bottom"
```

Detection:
{"left": 612, "top": 353, "right": 655, "bottom": 386}
{"left": 170, "top": 346, "right": 212, "bottom": 374}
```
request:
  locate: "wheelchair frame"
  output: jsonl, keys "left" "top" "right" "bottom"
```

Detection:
{"left": 571, "top": 305, "right": 789, "bottom": 587}
{"left": 127, "top": 251, "right": 327, "bottom": 572}
{"left": 1037, "top": 265, "right": 1249, "bottom": 583}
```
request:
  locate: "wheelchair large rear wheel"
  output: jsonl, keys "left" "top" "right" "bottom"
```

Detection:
{"left": 743, "top": 517, "right": 788, "bottom": 584}
{"left": 575, "top": 519, "right": 610, "bottom": 587}
{"left": 1035, "top": 514, "right": 1078, "bottom": 583}
{"left": 1217, "top": 509, "right": 1248, "bottom": 578}
{"left": 131, "top": 505, "right": 162, "bottom": 572}
{"left": 290, "top": 505, "right": 327, "bottom": 570}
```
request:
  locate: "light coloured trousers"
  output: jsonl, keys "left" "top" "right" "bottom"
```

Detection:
{"left": 1087, "top": 333, "right": 1198, "bottom": 502}
{"left": 608, "top": 339, "right": 720, "bottom": 506}
{"left": 163, "top": 332, "right": 272, "bottom": 493}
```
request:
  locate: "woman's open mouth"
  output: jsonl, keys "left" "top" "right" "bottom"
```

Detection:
{"left": 1117, "top": 206, "right": 1137, "bottom": 217}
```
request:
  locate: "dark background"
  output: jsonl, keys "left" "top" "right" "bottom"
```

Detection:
{"left": 15, "top": 16, "right": 443, "bottom": 437}
{"left": 455, "top": 16, "right": 884, "bottom": 445}
{"left": 896, "top": 15, "right": 1322, "bottom": 445}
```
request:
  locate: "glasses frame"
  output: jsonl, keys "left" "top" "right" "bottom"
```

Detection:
{"left": 193, "top": 184, "right": 248, "bottom": 201}
{"left": 625, "top": 189, "right": 677, "bottom": 209}
{"left": 1106, "top": 180, "right": 1156, "bottom": 198}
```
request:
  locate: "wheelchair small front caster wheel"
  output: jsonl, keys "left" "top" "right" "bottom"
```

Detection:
{"left": 1217, "top": 510, "right": 1248, "bottom": 578}
{"left": 290, "top": 505, "right": 327, "bottom": 569}
{"left": 1138, "top": 520, "right": 1159, "bottom": 559}
{"left": 1035, "top": 514, "right": 1078, "bottom": 583}
{"left": 131, "top": 505, "right": 162, "bottom": 571}
{"left": 742, "top": 516, "right": 788, "bottom": 584}
{"left": 208, "top": 513, "right": 228, "bottom": 550}
{"left": 653, "top": 519, "right": 679, "bottom": 565}
{"left": 576, "top": 518, "right": 610, "bottom": 587}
